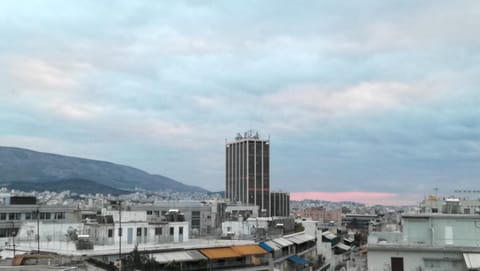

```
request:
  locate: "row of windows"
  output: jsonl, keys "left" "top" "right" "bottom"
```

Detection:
{"left": 146, "top": 210, "right": 168, "bottom": 216}
{"left": 110, "top": 226, "right": 183, "bottom": 237}
{"left": 0, "top": 212, "right": 65, "bottom": 221}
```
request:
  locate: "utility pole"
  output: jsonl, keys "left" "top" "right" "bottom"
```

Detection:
{"left": 119, "top": 200, "right": 122, "bottom": 271}
{"left": 110, "top": 199, "right": 123, "bottom": 270}
{"left": 36, "top": 207, "right": 40, "bottom": 254}
{"left": 10, "top": 221, "right": 16, "bottom": 257}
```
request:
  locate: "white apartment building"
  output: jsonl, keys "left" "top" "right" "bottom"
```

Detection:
{"left": 368, "top": 213, "right": 480, "bottom": 271}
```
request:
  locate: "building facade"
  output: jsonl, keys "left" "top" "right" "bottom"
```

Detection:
{"left": 368, "top": 213, "right": 480, "bottom": 271}
{"left": 131, "top": 200, "right": 222, "bottom": 237}
{"left": 295, "top": 207, "right": 342, "bottom": 226}
{"left": 226, "top": 131, "right": 270, "bottom": 216}
{"left": 420, "top": 195, "right": 480, "bottom": 214}
{"left": 270, "top": 192, "right": 290, "bottom": 217}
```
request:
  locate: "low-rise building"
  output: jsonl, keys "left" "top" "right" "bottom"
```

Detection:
{"left": 368, "top": 213, "right": 480, "bottom": 271}
{"left": 420, "top": 195, "right": 480, "bottom": 214}
{"left": 295, "top": 207, "right": 342, "bottom": 226}
{"left": 259, "top": 232, "right": 317, "bottom": 271}
{"left": 131, "top": 200, "right": 223, "bottom": 237}
{"left": 222, "top": 217, "right": 295, "bottom": 240}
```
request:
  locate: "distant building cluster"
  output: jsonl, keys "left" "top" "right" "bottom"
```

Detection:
{"left": 3, "top": 132, "right": 480, "bottom": 271}
{"left": 295, "top": 206, "right": 342, "bottom": 225}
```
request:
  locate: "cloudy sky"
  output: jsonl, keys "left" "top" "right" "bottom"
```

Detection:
{"left": 1, "top": 1, "right": 479, "bottom": 204}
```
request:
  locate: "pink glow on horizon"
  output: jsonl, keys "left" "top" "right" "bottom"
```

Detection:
{"left": 291, "top": 192, "right": 418, "bottom": 206}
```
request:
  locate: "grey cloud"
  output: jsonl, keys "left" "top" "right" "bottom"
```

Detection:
{"left": 1, "top": 1, "right": 480, "bottom": 194}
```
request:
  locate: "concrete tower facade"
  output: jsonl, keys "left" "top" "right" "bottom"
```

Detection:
{"left": 270, "top": 192, "right": 290, "bottom": 217}
{"left": 225, "top": 131, "right": 270, "bottom": 216}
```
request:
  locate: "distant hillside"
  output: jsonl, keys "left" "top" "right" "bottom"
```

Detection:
{"left": 0, "top": 146, "right": 207, "bottom": 193}
{"left": 1, "top": 178, "right": 129, "bottom": 195}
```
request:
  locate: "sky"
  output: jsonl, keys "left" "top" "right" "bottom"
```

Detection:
{"left": 1, "top": 1, "right": 480, "bottom": 205}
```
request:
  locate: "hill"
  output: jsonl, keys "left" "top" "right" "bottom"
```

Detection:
{"left": 1, "top": 178, "right": 129, "bottom": 195}
{"left": 0, "top": 146, "right": 207, "bottom": 193}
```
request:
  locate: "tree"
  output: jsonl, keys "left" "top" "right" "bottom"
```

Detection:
{"left": 294, "top": 222, "right": 304, "bottom": 232}
{"left": 123, "top": 245, "right": 162, "bottom": 271}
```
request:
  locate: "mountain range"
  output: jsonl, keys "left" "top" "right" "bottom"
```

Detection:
{"left": 0, "top": 146, "right": 207, "bottom": 194}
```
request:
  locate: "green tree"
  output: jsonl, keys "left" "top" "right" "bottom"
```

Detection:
{"left": 294, "top": 222, "right": 304, "bottom": 232}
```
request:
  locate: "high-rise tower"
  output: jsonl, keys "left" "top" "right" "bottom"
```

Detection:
{"left": 225, "top": 130, "right": 270, "bottom": 215}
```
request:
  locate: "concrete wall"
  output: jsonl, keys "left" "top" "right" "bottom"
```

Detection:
{"left": 222, "top": 220, "right": 255, "bottom": 239}
{"left": 368, "top": 249, "right": 467, "bottom": 271}
{"left": 403, "top": 216, "right": 480, "bottom": 246}
{"left": 103, "top": 210, "right": 147, "bottom": 223}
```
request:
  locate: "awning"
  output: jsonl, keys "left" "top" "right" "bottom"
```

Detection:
{"left": 286, "top": 234, "right": 315, "bottom": 244}
{"left": 259, "top": 242, "right": 273, "bottom": 252}
{"left": 231, "top": 245, "right": 268, "bottom": 256}
{"left": 272, "top": 237, "right": 294, "bottom": 248}
{"left": 264, "top": 240, "right": 281, "bottom": 251}
{"left": 288, "top": 255, "right": 309, "bottom": 265}
{"left": 153, "top": 250, "right": 207, "bottom": 263}
{"left": 464, "top": 253, "right": 480, "bottom": 269}
{"left": 200, "top": 247, "right": 242, "bottom": 260}
{"left": 335, "top": 243, "right": 351, "bottom": 251}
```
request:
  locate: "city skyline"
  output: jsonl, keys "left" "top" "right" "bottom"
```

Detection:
{"left": 1, "top": 1, "right": 480, "bottom": 205}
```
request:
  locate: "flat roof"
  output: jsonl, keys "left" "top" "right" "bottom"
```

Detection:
{"left": 152, "top": 250, "right": 207, "bottom": 263}
{"left": 272, "top": 237, "right": 294, "bottom": 248}
{"left": 403, "top": 213, "right": 480, "bottom": 219}
{"left": 322, "top": 231, "right": 337, "bottom": 240}
{"left": 200, "top": 247, "right": 242, "bottom": 260}
{"left": 368, "top": 244, "right": 480, "bottom": 253}
{"left": 286, "top": 234, "right": 315, "bottom": 245}
{"left": 335, "top": 243, "right": 352, "bottom": 251}
{"left": 231, "top": 245, "right": 268, "bottom": 256}
{"left": 13, "top": 238, "right": 255, "bottom": 257}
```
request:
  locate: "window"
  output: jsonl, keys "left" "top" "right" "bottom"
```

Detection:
{"left": 169, "top": 227, "right": 174, "bottom": 236}
{"left": 108, "top": 229, "right": 113, "bottom": 238}
{"left": 464, "top": 208, "right": 471, "bottom": 214}
{"left": 192, "top": 211, "right": 201, "bottom": 230}
{"left": 55, "top": 212, "right": 65, "bottom": 220}
{"left": 8, "top": 213, "right": 20, "bottom": 220}
{"left": 0, "top": 213, "right": 5, "bottom": 220}
{"left": 391, "top": 257, "right": 404, "bottom": 271}
{"left": 155, "top": 227, "right": 162, "bottom": 235}
{"left": 424, "top": 259, "right": 460, "bottom": 269}
{"left": 179, "top": 227, "right": 183, "bottom": 235}
{"left": 146, "top": 210, "right": 153, "bottom": 215}
{"left": 424, "top": 259, "right": 441, "bottom": 268}
{"left": 127, "top": 228, "right": 133, "bottom": 244}
{"left": 118, "top": 228, "right": 122, "bottom": 237}
{"left": 137, "top": 227, "right": 142, "bottom": 236}
{"left": 45, "top": 213, "right": 51, "bottom": 220}
{"left": 25, "top": 213, "right": 31, "bottom": 220}
{"left": 431, "top": 208, "right": 438, "bottom": 213}
{"left": 40, "top": 212, "right": 46, "bottom": 219}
